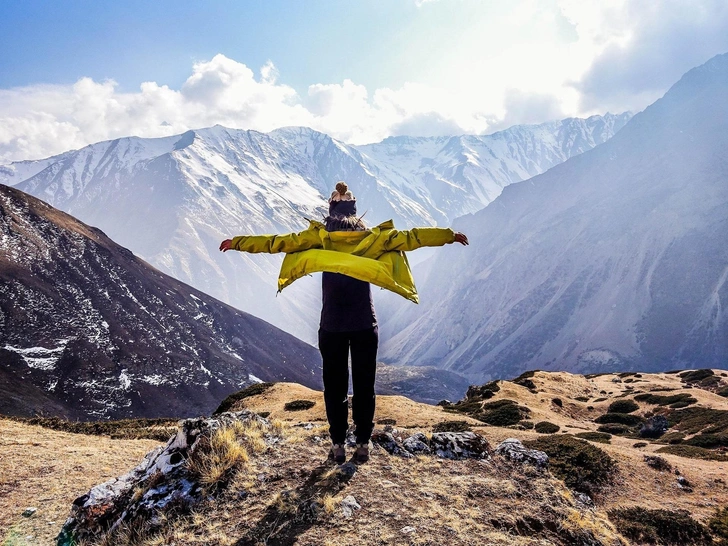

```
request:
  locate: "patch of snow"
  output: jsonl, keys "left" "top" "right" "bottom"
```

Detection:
{"left": 4, "top": 341, "right": 69, "bottom": 371}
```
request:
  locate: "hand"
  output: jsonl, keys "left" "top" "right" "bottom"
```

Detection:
{"left": 219, "top": 239, "right": 233, "bottom": 252}
{"left": 453, "top": 232, "right": 469, "bottom": 246}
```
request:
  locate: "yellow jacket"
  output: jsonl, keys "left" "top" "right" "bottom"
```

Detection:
{"left": 230, "top": 219, "right": 455, "bottom": 303}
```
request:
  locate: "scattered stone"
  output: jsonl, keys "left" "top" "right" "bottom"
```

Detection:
{"left": 403, "top": 433, "right": 431, "bottom": 454}
{"left": 612, "top": 377, "right": 622, "bottom": 383}
{"left": 437, "top": 400, "right": 452, "bottom": 407}
{"left": 22, "top": 508, "right": 37, "bottom": 517}
{"left": 494, "top": 438, "right": 549, "bottom": 469}
{"left": 340, "top": 495, "right": 361, "bottom": 518}
{"left": 401, "top": 526, "right": 416, "bottom": 534}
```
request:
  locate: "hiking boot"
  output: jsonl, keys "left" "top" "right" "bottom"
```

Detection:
{"left": 330, "top": 443, "right": 346, "bottom": 464}
{"left": 354, "top": 442, "right": 370, "bottom": 463}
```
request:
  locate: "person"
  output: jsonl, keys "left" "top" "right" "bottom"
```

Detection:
{"left": 220, "top": 181, "right": 468, "bottom": 464}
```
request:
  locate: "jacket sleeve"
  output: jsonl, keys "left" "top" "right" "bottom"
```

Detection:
{"left": 230, "top": 230, "right": 322, "bottom": 254}
{"left": 383, "top": 227, "right": 455, "bottom": 252}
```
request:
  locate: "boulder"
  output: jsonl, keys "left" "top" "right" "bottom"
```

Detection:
{"left": 403, "top": 432, "right": 431, "bottom": 455}
{"left": 430, "top": 432, "right": 490, "bottom": 460}
{"left": 494, "top": 438, "right": 549, "bottom": 469}
{"left": 56, "top": 411, "right": 268, "bottom": 546}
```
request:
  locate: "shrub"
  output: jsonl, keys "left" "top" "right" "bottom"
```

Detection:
{"left": 607, "top": 507, "right": 712, "bottom": 545}
{"left": 669, "top": 407, "right": 728, "bottom": 434}
{"left": 594, "top": 413, "right": 645, "bottom": 426}
{"left": 708, "top": 506, "right": 728, "bottom": 545}
{"left": 670, "top": 400, "right": 696, "bottom": 409}
{"left": 574, "top": 432, "right": 611, "bottom": 444}
{"left": 655, "top": 445, "right": 728, "bottom": 461}
{"left": 16, "top": 416, "right": 179, "bottom": 441}
{"left": 593, "top": 397, "right": 608, "bottom": 402}
{"left": 575, "top": 396, "right": 590, "bottom": 402}
{"left": 473, "top": 399, "right": 531, "bottom": 427}
{"left": 659, "top": 432, "right": 685, "bottom": 444}
{"left": 524, "top": 435, "right": 617, "bottom": 495}
{"left": 718, "top": 387, "right": 728, "bottom": 398}
{"left": 520, "top": 420, "right": 535, "bottom": 429}
{"left": 511, "top": 370, "right": 539, "bottom": 391}
{"left": 465, "top": 380, "right": 500, "bottom": 400}
{"left": 700, "top": 375, "right": 722, "bottom": 387}
{"left": 433, "top": 420, "right": 471, "bottom": 433}
{"left": 684, "top": 433, "right": 728, "bottom": 449}
{"left": 214, "top": 383, "right": 275, "bottom": 414}
{"left": 597, "top": 424, "right": 632, "bottom": 435}
{"left": 607, "top": 399, "right": 640, "bottom": 413}
{"left": 284, "top": 399, "right": 316, "bottom": 411}
{"left": 534, "top": 421, "right": 560, "bottom": 434}
{"left": 679, "top": 369, "right": 715, "bottom": 383}
{"left": 552, "top": 398, "right": 563, "bottom": 407}
{"left": 633, "top": 442, "right": 648, "bottom": 448}
{"left": 376, "top": 418, "right": 397, "bottom": 425}
{"left": 634, "top": 393, "right": 697, "bottom": 406}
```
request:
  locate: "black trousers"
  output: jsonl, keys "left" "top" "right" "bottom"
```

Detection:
{"left": 318, "top": 327, "right": 378, "bottom": 444}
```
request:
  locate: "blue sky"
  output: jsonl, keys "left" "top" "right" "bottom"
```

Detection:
{"left": 1, "top": 0, "right": 728, "bottom": 162}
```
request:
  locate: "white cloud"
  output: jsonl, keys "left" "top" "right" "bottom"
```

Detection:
{"left": 1, "top": 2, "right": 727, "bottom": 162}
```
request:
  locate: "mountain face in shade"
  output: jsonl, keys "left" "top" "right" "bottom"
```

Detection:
{"left": 0, "top": 116, "right": 630, "bottom": 343}
{"left": 380, "top": 52, "right": 728, "bottom": 381}
{"left": 0, "top": 183, "right": 322, "bottom": 420}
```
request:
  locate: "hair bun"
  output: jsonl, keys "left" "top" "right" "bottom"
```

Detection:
{"left": 335, "top": 181, "right": 348, "bottom": 195}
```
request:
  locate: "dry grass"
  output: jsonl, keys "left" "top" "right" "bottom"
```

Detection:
{"left": 0, "top": 418, "right": 159, "bottom": 545}
{"left": 4, "top": 369, "right": 728, "bottom": 545}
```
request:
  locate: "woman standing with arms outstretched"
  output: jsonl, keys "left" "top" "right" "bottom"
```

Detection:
{"left": 220, "top": 182, "right": 468, "bottom": 464}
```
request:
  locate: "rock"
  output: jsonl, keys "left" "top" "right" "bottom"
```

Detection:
{"left": 22, "top": 508, "right": 37, "bottom": 517}
{"left": 403, "top": 433, "right": 431, "bottom": 455}
{"left": 337, "top": 463, "right": 358, "bottom": 482}
{"left": 430, "top": 432, "right": 490, "bottom": 460}
{"left": 340, "top": 495, "right": 361, "bottom": 518}
{"left": 677, "top": 476, "right": 693, "bottom": 492}
{"left": 437, "top": 400, "right": 452, "bottom": 407}
{"left": 371, "top": 430, "right": 413, "bottom": 458}
{"left": 494, "top": 438, "right": 548, "bottom": 469}
{"left": 644, "top": 455, "right": 672, "bottom": 472}
{"left": 56, "top": 411, "right": 268, "bottom": 546}
{"left": 639, "top": 415, "right": 669, "bottom": 438}
{"left": 574, "top": 492, "right": 594, "bottom": 507}
{"left": 401, "top": 526, "right": 416, "bottom": 534}
{"left": 611, "top": 377, "right": 622, "bottom": 383}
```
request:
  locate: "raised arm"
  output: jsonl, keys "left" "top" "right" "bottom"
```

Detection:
{"left": 384, "top": 227, "right": 468, "bottom": 252}
{"left": 219, "top": 229, "right": 321, "bottom": 254}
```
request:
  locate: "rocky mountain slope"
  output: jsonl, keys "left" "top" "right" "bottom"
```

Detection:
{"left": 3, "top": 369, "right": 727, "bottom": 545}
{"left": 0, "top": 183, "right": 322, "bottom": 420}
{"left": 382, "top": 52, "right": 728, "bottom": 381}
{"left": 0, "top": 115, "right": 630, "bottom": 342}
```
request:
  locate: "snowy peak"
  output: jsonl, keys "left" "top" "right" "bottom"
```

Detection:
{"left": 0, "top": 114, "right": 630, "bottom": 342}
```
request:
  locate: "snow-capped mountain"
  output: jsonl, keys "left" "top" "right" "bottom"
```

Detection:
{"left": 0, "top": 183, "right": 322, "bottom": 420}
{"left": 0, "top": 115, "right": 630, "bottom": 342}
{"left": 380, "top": 52, "right": 728, "bottom": 381}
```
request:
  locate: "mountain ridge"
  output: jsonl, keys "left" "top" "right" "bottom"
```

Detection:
{"left": 0, "top": 114, "right": 631, "bottom": 342}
